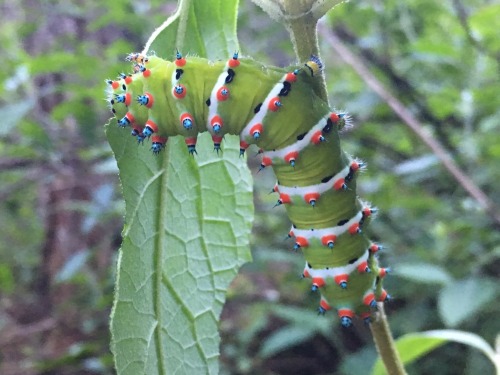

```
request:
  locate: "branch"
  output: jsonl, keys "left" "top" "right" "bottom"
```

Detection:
{"left": 370, "top": 304, "right": 407, "bottom": 375}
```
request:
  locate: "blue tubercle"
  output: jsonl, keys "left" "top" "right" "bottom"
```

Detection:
{"left": 341, "top": 316, "right": 352, "bottom": 328}
{"left": 118, "top": 117, "right": 130, "bottom": 127}
{"left": 143, "top": 127, "right": 154, "bottom": 137}
{"left": 151, "top": 142, "right": 164, "bottom": 155}
{"left": 115, "top": 94, "right": 127, "bottom": 103}
{"left": 183, "top": 119, "right": 192, "bottom": 130}
{"left": 137, "top": 95, "right": 149, "bottom": 105}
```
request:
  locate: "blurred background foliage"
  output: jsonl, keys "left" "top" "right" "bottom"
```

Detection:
{"left": 0, "top": 0, "right": 498, "bottom": 374}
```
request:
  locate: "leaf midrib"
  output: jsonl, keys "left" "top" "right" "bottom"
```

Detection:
{"left": 154, "top": 148, "right": 169, "bottom": 374}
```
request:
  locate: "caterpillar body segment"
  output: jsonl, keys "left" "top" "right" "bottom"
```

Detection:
{"left": 106, "top": 52, "right": 388, "bottom": 326}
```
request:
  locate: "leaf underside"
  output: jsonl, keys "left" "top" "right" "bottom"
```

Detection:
{"left": 108, "top": 1, "right": 253, "bottom": 374}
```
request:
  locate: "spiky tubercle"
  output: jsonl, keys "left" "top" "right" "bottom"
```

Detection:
{"left": 106, "top": 52, "right": 389, "bottom": 327}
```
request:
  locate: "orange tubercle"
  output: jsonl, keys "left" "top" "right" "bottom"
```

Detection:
{"left": 145, "top": 120, "right": 158, "bottom": 133}
{"left": 294, "top": 236, "right": 309, "bottom": 249}
{"left": 268, "top": 97, "right": 282, "bottom": 112}
{"left": 311, "top": 130, "right": 325, "bottom": 145}
{"left": 284, "top": 151, "right": 299, "bottom": 166}
{"left": 321, "top": 234, "right": 337, "bottom": 248}
{"left": 334, "top": 274, "right": 349, "bottom": 286}
{"left": 304, "top": 192, "right": 320, "bottom": 206}
{"left": 285, "top": 72, "right": 297, "bottom": 83}
{"left": 175, "top": 57, "right": 186, "bottom": 67}
{"left": 278, "top": 193, "right": 291, "bottom": 204}
{"left": 173, "top": 84, "right": 187, "bottom": 99}
{"left": 216, "top": 86, "right": 230, "bottom": 101}
{"left": 320, "top": 299, "right": 332, "bottom": 311}
{"left": 348, "top": 223, "right": 361, "bottom": 235}
{"left": 312, "top": 277, "right": 325, "bottom": 289}
{"left": 151, "top": 135, "right": 167, "bottom": 144}
{"left": 185, "top": 137, "right": 197, "bottom": 146}
{"left": 211, "top": 115, "right": 223, "bottom": 128}
{"left": 333, "top": 178, "right": 346, "bottom": 191}
{"left": 124, "top": 112, "right": 135, "bottom": 124}
{"left": 329, "top": 112, "right": 339, "bottom": 122}
{"left": 357, "top": 261, "right": 369, "bottom": 273}
{"left": 144, "top": 92, "right": 154, "bottom": 108}
{"left": 261, "top": 156, "right": 272, "bottom": 167}
{"left": 363, "top": 292, "right": 376, "bottom": 307}
{"left": 250, "top": 123, "right": 263, "bottom": 138}
{"left": 228, "top": 58, "right": 240, "bottom": 68}
{"left": 338, "top": 308, "right": 354, "bottom": 319}
{"left": 212, "top": 135, "right": 223, "bottom": 143}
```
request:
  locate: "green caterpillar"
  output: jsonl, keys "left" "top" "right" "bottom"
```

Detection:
{"left": 106, "top": 51, "right": 390, "bottom": 327}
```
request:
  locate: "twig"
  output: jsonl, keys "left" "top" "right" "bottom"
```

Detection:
{"left": 370, "top": 304, "right": 407, "bottom": 375}
{"left": 318, "top": 23, "right": 500, "bottom": 226}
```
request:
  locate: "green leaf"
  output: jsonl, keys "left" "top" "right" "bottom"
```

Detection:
{"left": 437, "top": 278, "right": 498, "bottom": 327}
{"left": 371, "top": 333, "right": 444, "bottom": 375}
{"left": 108, "top": 1, "right": 253, "bottom": 374}
{"left": 469, "top": 4, "right": 500, "bottom": 52}
{"left": 144, "top": 0, "right": 240, "bottom": 60}
{"left": 0, "top": 100, "right": 35, "bottom": 136}
{"left": 392, "top": 262, "right": 453, "bottom": 285}
{"left": 259, "top": 325, "right": 314, "bottom": 358}
{"left": 371, "top": 330, "right": 499, "bottom": 375}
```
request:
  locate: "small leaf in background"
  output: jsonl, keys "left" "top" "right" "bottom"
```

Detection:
{"left": 259, "top": 325, "right": 314, "bottom": 358}
{"left": 421, "top": 330, "right": 498, "bottom": 370}
{"left": 0, "top": 100, "right": 35, "bottom": 136}
{"left": 258, "top": 306, "right": 333, "bottom": 359}
{"left": 437, "top": 278, "right": 498, "bottom": 327}
{"left": 392, "top": 263, "right": 453, "bottom": 285}
{"left": 392, "top": 154, "right": 439, "bottom": 176}
{"left": 469, "top": 4, "right": 500, "bottom": 52}
{"left": 0, "top": 264, "right": 15, "bottom": 293}
{"left": 55, "top": 250, "right": 90, "bottom": 283}
{"left": 371, "top": 333, "right": 444, "bottom": 375}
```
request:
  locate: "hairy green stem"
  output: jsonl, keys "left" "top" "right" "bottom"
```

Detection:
{"left": 286, "top": 16, "right": 328, "bottom": 101}
{"left": 370, "top": 304, "right": 408, "bottom": 375}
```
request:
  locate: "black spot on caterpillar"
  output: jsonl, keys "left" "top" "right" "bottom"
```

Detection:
{"left": 254, "top": 103, "right": 262, "bottom": 114}
{"left": 106, "top": 51, "right": 390, "bottom": 327}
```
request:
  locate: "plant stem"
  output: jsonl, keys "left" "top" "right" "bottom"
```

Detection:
{"left": 286, "top": 16, "right": 329, "bottom": 101}
{"left": 370, "top": 304, "right": 408, "bottom": 375}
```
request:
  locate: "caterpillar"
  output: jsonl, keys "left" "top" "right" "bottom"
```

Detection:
{"left": 106, "top": 51, "right": 390, "bottom": 327}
